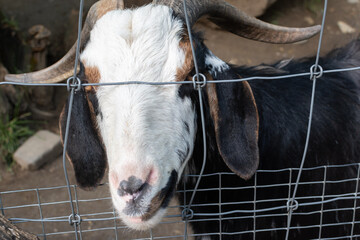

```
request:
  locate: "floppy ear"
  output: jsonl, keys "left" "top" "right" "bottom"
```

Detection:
{"left": 59, "top": 87, "right": 107, "bottom": 189}
{"left": 207, "top": 70, "right": 259, "bottom": 180}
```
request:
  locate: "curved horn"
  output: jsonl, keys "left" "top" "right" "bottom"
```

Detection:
{"left": 5, "top": 0, "right": 124, "bottom": 83}
{"left": 153, "top": 0, "right": 321, "bottom": 44}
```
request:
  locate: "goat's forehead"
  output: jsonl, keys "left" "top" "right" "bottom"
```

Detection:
{"left": 80, "top": 5, "right": 186, "bottom": 84}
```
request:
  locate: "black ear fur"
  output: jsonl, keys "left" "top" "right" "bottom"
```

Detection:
{"left": 207, "top": 70, "right": 259, "bottom": 180}
{"left": 59, "top": 88, "right": 107, "bottom": 189}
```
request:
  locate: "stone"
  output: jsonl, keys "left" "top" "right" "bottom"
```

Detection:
{"left": 304, "top": 16, "right": 315, "bottom": 25}
{"left": 337, "top": 21, "right": 356, "bottom": 34}
{"left": 13, "top": 130, "right": 62, "bottom": 170}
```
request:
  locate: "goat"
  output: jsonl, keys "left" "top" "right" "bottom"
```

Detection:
{"left": 5, "top": 0, "right": 360, "bottom": 239}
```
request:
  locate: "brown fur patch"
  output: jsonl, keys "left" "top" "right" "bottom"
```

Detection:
{"left": 97, "top": 0, "right": 124, "bottom": 19}
{"left": 206, "top": 81, "right": 219, "bottom": 132}
{"left": 82, "top": 64, "right": 101, "bottom": 92}
{"left": 86, "top": 93, "right": 98, "bottom": 129}
{"left": 242, "top": 81, "right": 259, "bottom": 141}
{"left": 141, "top": 191, "right": 163, "bottom": 221}
{"left": 207, "top": 78, "right": 259, "bottom": 146}
{"left": 176, "top": 34, "right": 194, "bottom": 82}
{"left": 84, "top": 66, "right": 101, "bottom": 84}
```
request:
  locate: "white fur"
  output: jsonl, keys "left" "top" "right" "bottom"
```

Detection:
{"left": 80, "top": 5, "right": 196, "bottom": 230}
{"left": 205, "top": 50, "right": 230, "bottom": 77}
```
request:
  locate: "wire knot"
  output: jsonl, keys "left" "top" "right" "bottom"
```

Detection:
{"left": 67, "top": 76, "right": 82, "bottom": 92}
{"left": 181, "top": 208, "right": 194, "bottom": 221}
{"left": 68, "top": 214, "right": 81, "bottom": 226}
{"left": 286, "top": 199, "right": 299, "bottom": 212}
{"left": 310, "top": 64, "right": 324, "bottom": 80}
{"left": 192, "top": 73, "right": 207, "bottom": 90}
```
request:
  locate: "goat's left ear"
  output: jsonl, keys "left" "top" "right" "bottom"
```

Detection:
{"left": 59, "top": 87, "right": 107, "bottom": 189}
{"left": 207, "top": 78, "right": 259, "bottom": 180}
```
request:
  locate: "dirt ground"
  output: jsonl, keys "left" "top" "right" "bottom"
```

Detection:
{"left": 1, "top": 0, "right": 360, "bottom": 239}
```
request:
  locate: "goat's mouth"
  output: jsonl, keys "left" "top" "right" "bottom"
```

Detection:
{"left": 118, "top": 170, "right": 178, "bottom": 230}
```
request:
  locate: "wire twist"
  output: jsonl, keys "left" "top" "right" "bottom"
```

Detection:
{"left": 67, "top": 76, "right": 82, "bottom": 92}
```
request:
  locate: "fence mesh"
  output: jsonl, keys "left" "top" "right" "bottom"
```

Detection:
{"left": 1, "top": 164, "right": 360, "bottom": 239}
{"left": 1, "top": 0, "right": 360, "bottom": 239}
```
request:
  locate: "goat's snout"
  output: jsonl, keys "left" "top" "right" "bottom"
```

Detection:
{"left": 118, "top": 176, "right": 148, "bottom": 198}
{"left": 110, "top": 166, "right": 158, "bottom": 201}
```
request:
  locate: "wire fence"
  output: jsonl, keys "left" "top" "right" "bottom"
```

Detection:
{"left": 1, "top": 0, "right": 360, "bottom": 239}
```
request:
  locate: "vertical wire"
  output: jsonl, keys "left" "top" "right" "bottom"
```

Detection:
{"left": 314, "top": 0, "right": 328, "bottom": 70}
{"left": 183, "top": 88, "right": 208, "bottom": 240}
{"left": 182, "top": 1, "right": 208, "bottom": 239}
{"left": 73, "top": 185, "right": 82, "bottom": 240}
{"left": 219, "top": 173, "right": 222, "bottom": 240}
{"left": 113, "top": 207, "right": 119, "bottom": 240}
{"left": 285, "top": 1, "right": 328, "bottom": 239}
{"left": 182, "top": 0, "right": 200, "bottom": 80}
{"left": 350, "top": 164, "right": 360, "bottom": 239}
{"left": 318, "top": 166, "right": 327, "bottom": 239}
{"left": 253, "top": 172, "right": 257, "bottom": 240}
{"left": 63, "top": 0, "right": 85, "bottom": 238}
{"left": 149, "top": 228, "right": 154, "bottom": 240}
{"left": 286, "top": 169, "right": 293, "bottom": 236}
{"left": 35, "top": 189, "right": 46, "bottom": 240}
{"left": 62, "top": 87, "right": 77, "bottom": 224}
{"left": 188, "top": 88, "right": 207, "bottom": 208}
{"left": 62, "top": 89, "right": 80, "bottom": 240}
{"left": 73, "top": 0, "right": 85, "bottom": 79}
{"left": 182, "top": 0, "right": 207, "bottom": 212}
{"left": 0, "top": 193, "right": 4, "bottom": 215}
{"left": 288, "top": 169, "right": 293, "bottom": 201}
{"left": 183, "top": 175, "right": 188, "bottom": 240}
{"left": 285, "top": 76, "right": 317, "bottom": 239}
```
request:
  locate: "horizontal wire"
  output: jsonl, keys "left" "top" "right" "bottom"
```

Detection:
{"left": 2, "top": 162, "right": 357, "bottom": 194}
{"left": 7, "top": 195, "right": 360, "bottom": 223}
{"left": 33, "top": 225, "right": 360, "bottom": 239}
{"left": 2, "top": 180, "right": 357, "bottom": 211}
{"left": 1, "top": 66, "right": 359, "bottom": 88}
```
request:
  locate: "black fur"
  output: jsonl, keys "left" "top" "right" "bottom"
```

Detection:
{"left": 210, "top": 70, "right": 259, "bottom": 180}
{"left": 160, "top": 170, "right": 178, "bottom": 209}
{"left": 178, "top": 38, "right": 360, "bottom": 239}
{"left": 60, "top": 88, "right": 107, "bottom": 189}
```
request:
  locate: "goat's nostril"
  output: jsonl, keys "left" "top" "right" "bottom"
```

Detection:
{"left": 118, "top": 176, "right": 147, "bottom": 197}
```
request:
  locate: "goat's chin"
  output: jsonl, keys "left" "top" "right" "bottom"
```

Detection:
{"left": 120, "top": 208, "right": 167, "bottom": 230}
{"left": 110, "top": 184, "right": 175, "bottom": 230}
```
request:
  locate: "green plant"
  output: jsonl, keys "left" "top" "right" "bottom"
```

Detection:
{"left": 304, "top": 0, "right": 323, "bottom": 14}
{"left": 0, "top": 102, "right": 34, "bottom": 167}
{"left": 0, "top": 11, "right": 19, "bottom": 31}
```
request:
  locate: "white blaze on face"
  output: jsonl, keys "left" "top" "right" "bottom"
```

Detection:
{"left": 80, "top": 5, "right": 196, "bottom": 229}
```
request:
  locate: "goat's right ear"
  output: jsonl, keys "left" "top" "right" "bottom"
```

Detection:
{"left": 59, "top": 88, "right": 107, "bottom": 189}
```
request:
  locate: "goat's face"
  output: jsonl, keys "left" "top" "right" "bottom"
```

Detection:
{"left": 5, "top": 0, "right": 320, "bottom": 231}
{"left": 74, "top": 5, "right": 197, "bottom": 229}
